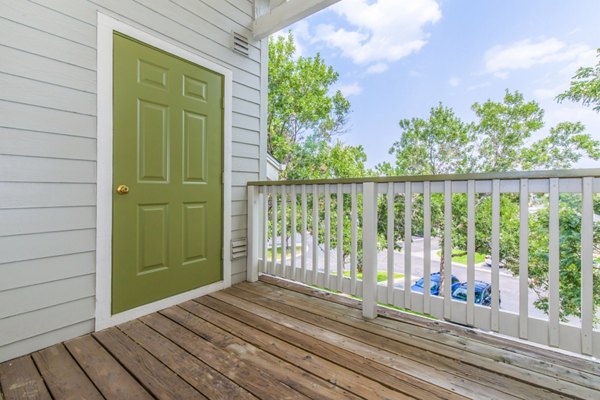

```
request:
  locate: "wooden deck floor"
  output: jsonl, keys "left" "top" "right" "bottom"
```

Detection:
{"left": 1, "top": 276, "right": 599, "bottom": 400}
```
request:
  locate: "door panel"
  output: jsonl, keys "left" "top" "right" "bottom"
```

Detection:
{"left": 112, "top": 33, "right": 223, "bottom": 314}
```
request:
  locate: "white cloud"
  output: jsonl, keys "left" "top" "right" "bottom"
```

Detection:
{"left": 336, "top": 82, "right": 363, "bottom": 97}
{"left": 448, "top": 76, "right": 460, "bottom": 87}
{"left": 367, "top": 63, "right": 389, "bottom": 74}
{"left": 314, "top": 0, "right": 441, "bottom": 71}
{"left": 467, "top": 82, "right": 491, "bottom": 91}
{"left": 484, "top": 38, "right": 592, "bottom": 78}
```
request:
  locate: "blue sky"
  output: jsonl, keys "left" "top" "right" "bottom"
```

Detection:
{"left": 279, "top": 0, "right": 600, "bottom": 169}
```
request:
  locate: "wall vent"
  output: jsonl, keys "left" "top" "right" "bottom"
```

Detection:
{"left": 232, "top": 32, "right": 250, "bottom": 57}
{"left": 231, "top": 238, "right": 248, "bottom": 260}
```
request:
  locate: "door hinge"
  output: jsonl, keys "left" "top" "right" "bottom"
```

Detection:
{"left": 221, "top": 97, "right": 225, "bottom": 109}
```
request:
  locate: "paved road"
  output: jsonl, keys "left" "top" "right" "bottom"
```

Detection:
{"left": 385, "top": 237, "right": 548, "bottom": 320}
{"left": 296, "top": 234, "right": 579, "bottom": 324}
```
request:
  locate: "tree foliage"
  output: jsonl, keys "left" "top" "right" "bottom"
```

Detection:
{"left": 268, "top": 32, "right": 352, "bottom": 178}
{"left": 378, "top": 90, "right": 600, "bottom": 318}
{"left": 556, "top": 48, "right": 600, "bottom": 112}
{"left": 267, "top": 33, "right": 369, "bottom": 270}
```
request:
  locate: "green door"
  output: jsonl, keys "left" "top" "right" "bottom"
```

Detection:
{"left": 112, "top": 33, "right": 223, "bottom": 314}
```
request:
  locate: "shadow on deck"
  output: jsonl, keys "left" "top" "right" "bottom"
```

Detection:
{"left": 1, "top": 276, "right": 599, "bottom": 399}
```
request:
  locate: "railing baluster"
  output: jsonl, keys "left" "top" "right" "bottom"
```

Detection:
{"left": 548, "top": 178, "right": 560, "bottom": 347}
{"left": 404, "top": 182, "right": 412, "bottom": 309}
{"left": 491, "top": 179, "right": 500, "bottom": 332}
{"left": 423, "top": 182, "right": 431, "bottom": 315}
{"left": 301, "top": 185, "right": 307, "bottom": 283}
{"left": 581, "top": 177, "right": 594, "bottom": 355}
{"left": 519, "top": 179, "right": 529, "bottom": 339}
{"left": 312, "top": 185, "right": 319, "bottom": 285}
{"left": 362, "top": 182, "right": 378, "bottom": 319}
{"left": 324, "top": 184, "right": 331, "bottom": 288}
{"left": 387, "top": 182, "right": 395, "bottom": 304}
{"left": 281, "top": 186, "right": 287, "bottom": 278}
{"left": 467, "top": 180, "right": 475, "bottom": 326}
{"left": 351, "top": 183, "right": 358, "bottom": 295}
{"left": 290, "top": 185, "right": 297, "bottom": 281}
{"left": 262, "top": 186, "right": 268, "bottom": 274}
{"left": 337, "top": 184, "right": 344, "bottom": 291}
{"left": 444, "top": 180, "right": 452, "bottom": 320}
{"left": 271, "top": 186, "right": 278, "bottom": 276}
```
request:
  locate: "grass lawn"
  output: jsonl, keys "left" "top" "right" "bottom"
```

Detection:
{"left": 266, "top": 245, "right": 303, "bottom": 259}
{"left": 336, "top": 270, "right": 404, "bottom": 283}
{"left": 437, "top": 249, "right": 486, "bottom": 265}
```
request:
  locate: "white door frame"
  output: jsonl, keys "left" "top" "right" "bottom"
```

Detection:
{"left": 95, "top": 12, "right": 232, "bottom": 331}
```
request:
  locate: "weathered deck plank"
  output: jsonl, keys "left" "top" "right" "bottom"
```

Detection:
{"left": 259, "top": 274, "right": 600, "bottom": 378}
{"left": 0, "top": 356, "right": 51, "bottom": 400}
{"left": 235, "top": 281, "right": 577, "bottom": 400}
{"left": 159, "top": 305, "right": 360, "bottom": 400}
{"left": 197, "top": 294, "right": 462, "bottom": 400}
{"left": 118, "top": 319, "right": 257, "bottom": 400}
{"left": 93, "top": 327, "right": 203, "bottom": 399}
{"left": 64, "top": 335, "right": 152, "bottom": 400}
{"left": 1, "top": 277, "right": 598, "bottom": 400}
{"left": 176, "top": 300, "right": 408, "bottom": 400}
{"left": 31, "top": 344, "right": 103, "bottom": 400}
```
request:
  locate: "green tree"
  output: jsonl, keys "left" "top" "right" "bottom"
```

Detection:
{"left": 378, "top": 104, "right": 475, "bottom": 176}
{"left": 268, "top": 32, "right": 351, "bottom": 178}
{"left": 556, "top": 48, "right": 600, "bottom": 112}
{"left": 380, "top": 90, "right": 600, "bottom": 319}
{"left": 267, "top": 33, "right": 369, "bottom": 272}
{"left": 472, "top": 90, "right": 544, "bottom": 172}
{"left": 528, "top": 194, "right": 600, "bottom": 323}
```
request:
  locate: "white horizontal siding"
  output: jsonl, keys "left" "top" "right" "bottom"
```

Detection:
{"left": 0, "top": 73, "right": 96, "bottom": 115}
{"left": 233, "top": 142, "right": 260, "bottom": 159}
{"left": 0, "top": 183, "right": 97, "bottom": 209}
{"left": 0, "top": 207, "right": 96, "bottom": 236}
{"left": 0, "top": 17, "right": 96, "bottom": 69}
{"left": 0, "top": 297, "right": 95, "bottom": 347}
{"left": 233, "top": 156, "right": 260, "bottom": 172}
{"left": 0, "top": 274, "right": 95, "bottom": 319}
{"left": 0, "top": 100, "right": 96, "bottom": 138}
{"left": 0, "top": 155, "right": 96, "bottom": 183}
{"left": 0, "top": 0, "right": 97, "bottom": 47}
{"left": 0, "top": 0, "right": 263, "bottom": 362}
{"left": 0, "top": 45, "right": 96, "bottom": 93}
{"left": 0, "top": 320, "right": 95, "bottom": 365}
{"left": 233, "top": 126, "right": 261, "bottom": 146}
{"left": 0, "top": 252, "right": 96, "bottom": 292}
{"left": 0, "top": 127, "right": 97, "bottom": 161}
{"left": 0, "top": 229, "right": 96, "bottom": 265}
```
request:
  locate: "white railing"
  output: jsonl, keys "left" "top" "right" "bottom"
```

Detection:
{"left": 247, "top": 169, "right": 600, "bottom": 357}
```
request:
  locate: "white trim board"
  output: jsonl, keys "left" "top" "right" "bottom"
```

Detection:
{"left": 95, "top": 12, "right": 232, "bottom": 331}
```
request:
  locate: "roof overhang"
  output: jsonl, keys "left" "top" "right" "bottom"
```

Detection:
{"left": 253, "top": 0, "right": 341, "bottom": 40}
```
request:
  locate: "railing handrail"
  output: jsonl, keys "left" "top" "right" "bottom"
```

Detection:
{"left": 248, "top": 168, "right": 600, "bottom": 186}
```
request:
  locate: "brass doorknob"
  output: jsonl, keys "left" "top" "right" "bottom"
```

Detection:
{"left": 116, "top": 184, "right": 130, "bottom": 195}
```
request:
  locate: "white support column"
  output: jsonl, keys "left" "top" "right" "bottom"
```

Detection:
{"left": 362, "top": 182, "right": 378, "bottom": 319}
{"left": 519, "top": 179, "right": 529, "bottom": 339}
{"left": 466, "top": 180, "right": 475, "bottom": 326}
{"left": 247, "top": 186, "right": 259, "bottom": 282}
{"left": 581, "top": 177, "right": 594, "bottom": 355}
{"left": 548, "top": 178, "right": 560, "bottom": 347}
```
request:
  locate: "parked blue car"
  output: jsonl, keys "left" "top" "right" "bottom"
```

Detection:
{"left": 411, "top": 272, "right": 460, "bottom": 295}
{"left": 451, "top": 281, "right": 501, "bottom": 307}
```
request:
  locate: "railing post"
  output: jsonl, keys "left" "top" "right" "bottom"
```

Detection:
{"left": 362, "top": 182, "right": 378, "bottom": 319}
{"left": 247, "top": 185, "right": 259, "bottom": 282}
